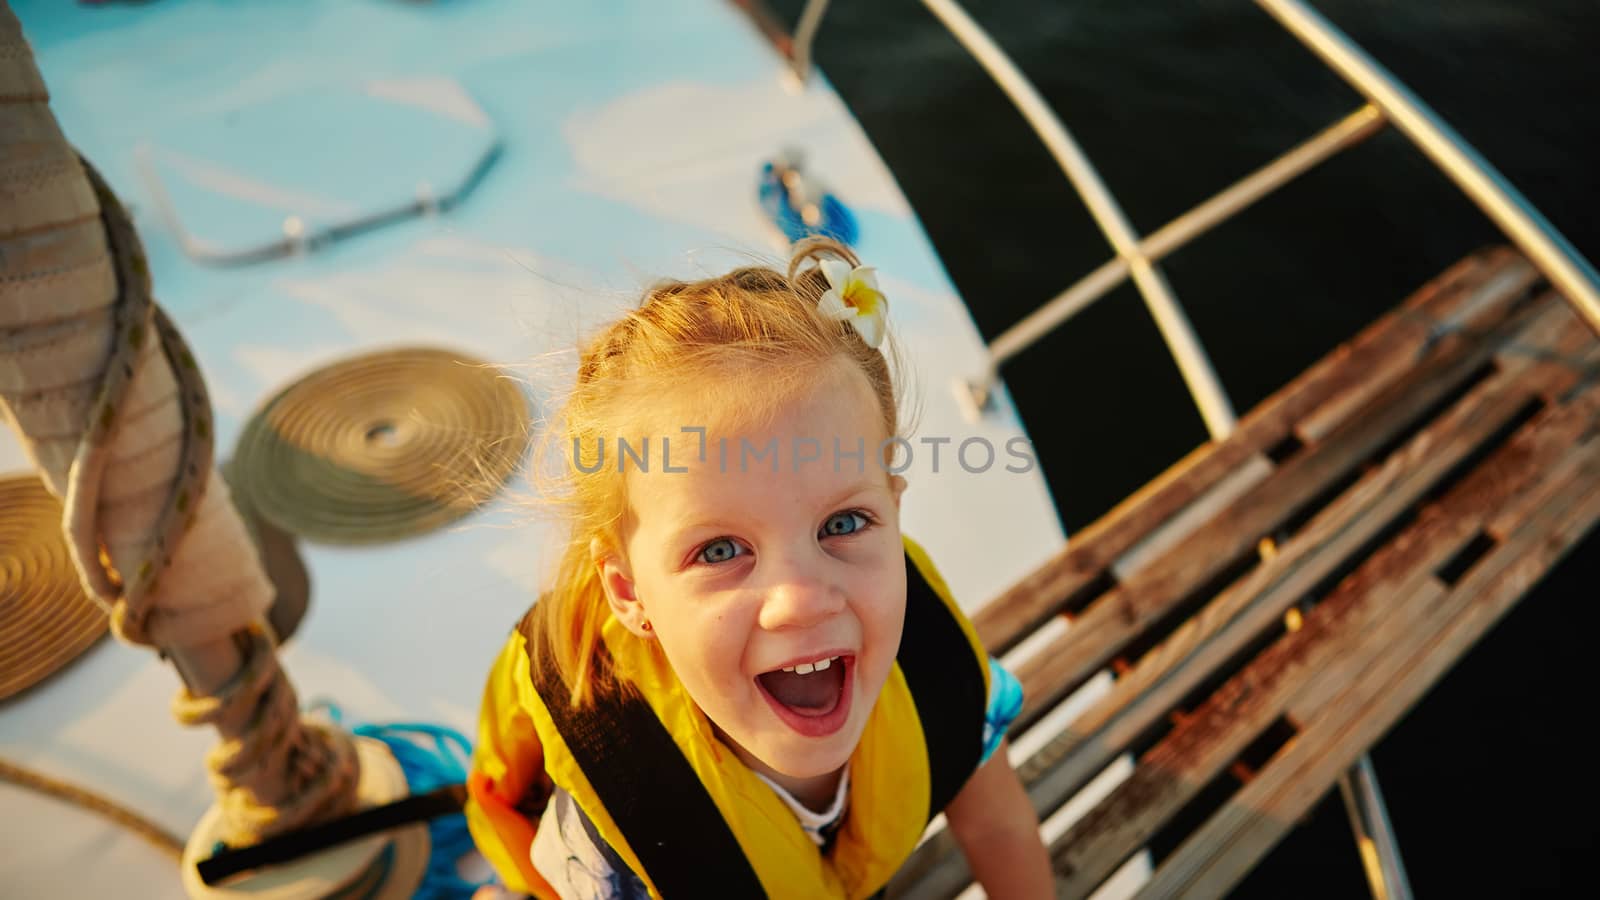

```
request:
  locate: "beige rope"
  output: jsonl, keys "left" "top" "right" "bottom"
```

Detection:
{"left": 0, "top": 475, "right": 107, "bottom": 701}
{"left": 173, "top": 628, "right": 360, "bottom": 844}
{"left": 229, "top": 347, "right": 532, "bottom": 544}
{"left": 0, "top": 756, "right": 185, "bottom": 861}
{"left": 1, "top": 1, "right": 359, "bottom": 846}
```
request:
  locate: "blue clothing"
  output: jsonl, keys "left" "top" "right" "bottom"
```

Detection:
{"left": 981, "top": 656, "right": 1024, "bottom": 765}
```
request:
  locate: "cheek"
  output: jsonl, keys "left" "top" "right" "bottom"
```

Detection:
{"left": 843, "top": 571, "right": 905, "bottom": 663}
{"left": 655, "top": 607, "right": 753, "bottom": 687}
{"left": 875, "top": 605, "right": 907, "bottom": 658}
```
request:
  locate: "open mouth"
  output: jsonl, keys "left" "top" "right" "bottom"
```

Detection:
{"left": 755, "top": 654, "right": 853, "bottom": 738}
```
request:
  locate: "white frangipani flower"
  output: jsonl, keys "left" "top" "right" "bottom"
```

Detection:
{"left": 817, "top": 259, "right": 887, "bottom": 349}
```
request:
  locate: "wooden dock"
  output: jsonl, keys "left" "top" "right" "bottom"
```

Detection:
{"left": 890, "top": 247, "right": 1600, "bottom": 898}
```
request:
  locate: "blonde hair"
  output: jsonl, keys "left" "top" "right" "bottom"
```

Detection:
{"left": 530, "top": 238, "right": 903, "bottom": 707}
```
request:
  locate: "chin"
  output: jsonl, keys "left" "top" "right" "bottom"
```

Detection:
{"left": 765, "top": 744, "right": 850, "bottom": 779}
{"left": 760, "top": 721, "right": 863, "bottom": 779}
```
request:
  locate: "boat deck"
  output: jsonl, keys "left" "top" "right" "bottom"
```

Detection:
{"left": 6, "top": 1, "right": 1599, "bottom": 895}
{"left": 0, "top": 2, "right": 1065, "bottom": 896}
{"left": 893, "top": 247, "right": 1600, "bottom": 897}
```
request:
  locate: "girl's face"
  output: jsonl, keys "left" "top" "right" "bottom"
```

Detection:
{"left": 598, "top": 361, "right": 907, "bottom": 793}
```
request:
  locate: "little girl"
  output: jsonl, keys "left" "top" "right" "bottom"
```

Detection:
{"left": 466, "top": 239, "right": 1053, "bottom": 899}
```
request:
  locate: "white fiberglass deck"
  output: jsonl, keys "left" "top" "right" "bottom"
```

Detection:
{"left": 0, "top": 1, "right": 1065, "bottom": 896}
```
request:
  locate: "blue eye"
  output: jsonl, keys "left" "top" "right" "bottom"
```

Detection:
{"left": 821, "top": 511, "right": 868, "bottom": 537}
{"left": 697, "top": 538, "right": 743, "bottom": 564}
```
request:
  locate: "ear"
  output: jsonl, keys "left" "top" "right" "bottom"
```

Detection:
{"left": 592, "top": 536, "right": 652, "bottom": 639}
{"left": 889, "top": 474, "right": 908, "bottom": 513}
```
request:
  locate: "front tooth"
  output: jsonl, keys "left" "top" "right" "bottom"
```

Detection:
{"left": 782, "top": 666, "right": 796, "bottom": 673}
{"left": 813, "top": 657, "right": 832, "bottom": 672}
{"left": 794, "top": 662, "right": 815, "bottom": 675}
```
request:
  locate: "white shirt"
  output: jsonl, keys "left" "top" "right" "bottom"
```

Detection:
{"left": 529, "top": 765, "right": 852, "bottom": 900}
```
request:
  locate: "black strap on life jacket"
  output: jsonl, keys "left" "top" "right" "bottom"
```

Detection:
{"left": 898, "top": 549, "right": 989, "bottom": 821}
{"left": 525, "top": 615, "right": 767, "bottom": 898}
{"left": 521, "top": 548, "right": 988, "bottom": 896}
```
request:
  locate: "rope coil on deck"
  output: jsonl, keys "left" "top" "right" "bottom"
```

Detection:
{"left": 229, "top": 347, "right": 531, "bottom": 544}
{"left": 0, "top": 476, "right": 106, "bottom": 701}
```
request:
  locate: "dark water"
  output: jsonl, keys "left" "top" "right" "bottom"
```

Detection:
{"left": 773, "top": 0, "right": 1600, "bottom": 894}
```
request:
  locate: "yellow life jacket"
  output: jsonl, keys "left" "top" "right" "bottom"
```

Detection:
{"left": 466, "top": 535, "right": 990, "bottom": 899}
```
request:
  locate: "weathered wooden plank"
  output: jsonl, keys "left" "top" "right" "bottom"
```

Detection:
{"left": 1293, "top": 254, "right": 1544, "bottom": 443}
{"left": 1011, "top": 279, "right": 1546, "bottom": 729}
{"left": 1049, "top": 375, "right": 1600, "bottom": 897}
{"left": 1048, "top": 544, "right": 1452, "bottom": 895}
{"left": 1018, "top": 297, "right": 1590, "bottom": 815}
{"left": 1109, "top": 455, "right": 1275, "bottom": 582}
{"left": 972, "top": 248, "right": 1536, "bottom": 655}
{"left": 891, "top": 252, "right": 1562, "bottom": 900}
{"left": 1141, "top": 448, "right": 1600, "bottom": 899}
{"left": 1284, "top": 433, "right": 1600, "bottom": 727}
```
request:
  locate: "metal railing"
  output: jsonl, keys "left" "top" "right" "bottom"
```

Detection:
{"left": 759, "top": 1, "right": 1600, "bottom": 898}
{"left": 917, "top": 0, "right": 1240, "bottom": 435}
{"left": 978, "top": 104, "right": 1384, "bottom": 398}
{"left": 782, "top": 0, "right": 1600, "bottom": 422}
{"left": 1340, "top": 755, "right": 1415, "bottom": 900}
{"left": 1259, "top": 0, "right": 1600, "bottom": 338}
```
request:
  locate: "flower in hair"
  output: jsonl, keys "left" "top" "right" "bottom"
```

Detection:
{"left": 817, "top": 259, "right": 887, "bottom": 349}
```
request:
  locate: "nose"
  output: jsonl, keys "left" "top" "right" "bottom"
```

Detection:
{"left": 756, "top": 556, "right": 846, "bottom": 632}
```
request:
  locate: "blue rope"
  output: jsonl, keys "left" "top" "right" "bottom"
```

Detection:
{"left": 314, "top": 702, "right": 490, "bottom": 900}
